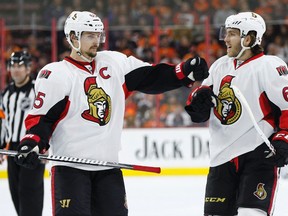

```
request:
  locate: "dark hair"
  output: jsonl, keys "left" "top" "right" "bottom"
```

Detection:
{"left": 248, "top": 31, "right": 264, "bottom": 55}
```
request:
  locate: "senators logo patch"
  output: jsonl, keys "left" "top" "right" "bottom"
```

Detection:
{"left": 214, "top": 75, "right": 241, "bottom": 125}
{"left": 39, "top": 70, "right": 52, "bottom": 79}
{"left": 81, "top": 77, "right": 111, "bottom": 126}
{"left": 253, "top": 183, "right": 267, "bottom": 200}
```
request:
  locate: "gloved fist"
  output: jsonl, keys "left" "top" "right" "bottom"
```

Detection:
{"left": 271, "top": 131, "right": 288, "bottom": 167}
{"left": 15, "top": 134, "right": 42, "bottom": 169}
{"left": 175, "top": 56, "right": 209, "bottom": 87}
{"left": 185, "top": 85, "right": 216, "bottom": 122}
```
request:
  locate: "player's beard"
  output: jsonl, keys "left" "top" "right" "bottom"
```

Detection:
{"left": 86, "top": 46, "right": 98, "bottom": 58}
{"left": 87, "top": 52, "right": 96, "bottom": 58}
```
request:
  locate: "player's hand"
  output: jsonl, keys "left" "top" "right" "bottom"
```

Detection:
{"left": 15, "top": 134, "right": 42, "bottom": 169}
{"left": 185, "top": 85, "right": 216, "bottom": 122}
{"left": 271, "top": 131, "right": 288, "bottom": 167}
{"left": 175, "top": 56, "right": 209, "bottom": 87}
{"left": 183, "top": 56, "right": 209, "bottom": 81}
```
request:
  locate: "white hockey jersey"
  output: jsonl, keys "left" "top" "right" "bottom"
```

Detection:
{"left": 203, "top": 53, "right": 288, "bottom": 166}
{"left": 25, "top": 51, "right": 187, "bottom": 171}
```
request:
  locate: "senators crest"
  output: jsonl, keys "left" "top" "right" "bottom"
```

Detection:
{"left": 214, "top": 75, "right": 241, "bottom": 125}
{"left": 81, "top": 77, "right": 111, "bottom": 126}
{"left": 253, "top": 183, "right": 267, "bottom": 200}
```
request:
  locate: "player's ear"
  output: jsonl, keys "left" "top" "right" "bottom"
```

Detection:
{"left": 70, "top": 32, "right": 79, "bottom": 47}
{"left": 245, "top": 31, "right": 257, "bottom": 47}
{"left": 243, "top": 35, "right": 251, "bottom": 47}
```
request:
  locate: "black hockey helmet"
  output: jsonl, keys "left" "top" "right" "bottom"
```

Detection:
{"left": 8, "top": 51, "right": 32, "bottom": 67}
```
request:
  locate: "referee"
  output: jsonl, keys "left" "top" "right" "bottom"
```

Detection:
{"left": 0, "top": 51, "right": 45, "bottom": 216}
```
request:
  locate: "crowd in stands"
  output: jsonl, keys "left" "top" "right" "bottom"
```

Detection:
{"left": 1, "top": 0, "right": 288, "bottom": 128}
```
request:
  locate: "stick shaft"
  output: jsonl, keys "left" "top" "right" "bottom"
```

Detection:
{"left": 231, "top": 85, "right": 275, "bottom": 154}
{"left": 0, "top": 149, "right": 161, "bottom": 173}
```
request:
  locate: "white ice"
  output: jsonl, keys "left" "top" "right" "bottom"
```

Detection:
{"left": 0, "top": 175, "right": 287, "bottom": 216}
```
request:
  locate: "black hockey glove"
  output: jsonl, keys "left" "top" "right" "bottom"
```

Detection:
{"left": 185, "top": 85, "right": 216, "bottom": 123}
{"left": 15, "top": 134, "right": 47, "bottom": 169}
{"left": 175, "top": 56, "right": 209, "bottom": 87}
{"left": 271, "top": 131, "right": 288, "bottom": 167}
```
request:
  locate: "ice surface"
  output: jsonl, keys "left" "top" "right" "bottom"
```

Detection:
{"left": 0, "top": 175, "right": 287, "bottom": 216}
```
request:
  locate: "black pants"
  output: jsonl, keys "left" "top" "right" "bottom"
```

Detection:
{"left": 51, "top": 166, "right": 128, "bottom": 216}
{"left": 204, "top": 143, "right": 279, "bottom": 216}
{"left": 7, "top": 143, "right": 45, "bottom": 216}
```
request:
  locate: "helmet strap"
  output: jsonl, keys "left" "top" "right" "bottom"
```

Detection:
{"left": 67, "top": 37, "right": 94, "bottom": 63}
{"left": 235, "top": 38, "right": 251, "bottom": 59}
{"left": 77, "top": 51, "right": 94, "bottom": 63}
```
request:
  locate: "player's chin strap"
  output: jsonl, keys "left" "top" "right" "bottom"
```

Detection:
{"left": 68, "top": 39, "right": 95, "bottom": 63}
{"left": 76, "top": 51, "right": 95, "bottom": 63}
{"left": 234, "top": 38, "right": 258, "bottom": 60}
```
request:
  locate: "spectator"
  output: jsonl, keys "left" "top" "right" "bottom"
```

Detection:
{"left": 213, "top": 0, "right": 236, "bottom": 29}
{"left": 173, "top": 1, "right": 198, "bottom": 28}
{"left": 165, "top": 104, "right": 192, "bottom": 127}
{"left": 42, "top": 0, "right": 65, "bottom": 26}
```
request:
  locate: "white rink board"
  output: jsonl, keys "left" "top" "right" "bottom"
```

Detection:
{"left": 119, "top": 127, "right": 210, "bottom": 167}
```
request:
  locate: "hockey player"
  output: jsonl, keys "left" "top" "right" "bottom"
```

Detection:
{"left": 0, "top": 51, "right": 45, "bottom": 216}
{"left": 14, "top": 11, "right": 209, "bottom": 216}
{"left": 185, "top": 12, "right": 288, "bottom": 216}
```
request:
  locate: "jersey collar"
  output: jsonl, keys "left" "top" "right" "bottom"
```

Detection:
{"left": 64, "top": 56, "right": 96, "bottom": 74}
{"left": 233, "top": 52, "right": 264, "bottom": 69}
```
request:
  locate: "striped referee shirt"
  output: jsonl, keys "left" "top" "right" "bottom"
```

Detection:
{"left": 1, "top": 78, "right": 35, "bottom": 145}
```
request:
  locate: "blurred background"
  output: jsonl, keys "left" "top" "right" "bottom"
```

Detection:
{"left": 1, "top": 0, "right": 288, "bottom": 129}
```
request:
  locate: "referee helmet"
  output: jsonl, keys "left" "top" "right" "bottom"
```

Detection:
{"left": 8, "top": 51, "right": 32, "bottom": 68}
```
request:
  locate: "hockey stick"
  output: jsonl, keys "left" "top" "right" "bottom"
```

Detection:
{"left": 231, "top": 85, "right": 276, "bottom": 158}
{"left": 0, "top": 149, "right": 161, "bottom": 173}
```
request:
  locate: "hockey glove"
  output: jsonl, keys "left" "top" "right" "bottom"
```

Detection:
{"left": 271, "top": 131, "right": 288, "bottom": 167}
{"left": 185, "top": 85, "right": 216, "bottom": 123}
{"left": 175, "top": 56, "right": 209, "bottom": 87}
{"left": 15, "top": 134, "right": 47, "bottom": 169}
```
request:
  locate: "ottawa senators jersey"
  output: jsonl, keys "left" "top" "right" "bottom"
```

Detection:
{"left": 203, "top": 53, "right": 288, "bottom": 167}
{"left": 25, "top": 51, "right": 185, "bottom": 170}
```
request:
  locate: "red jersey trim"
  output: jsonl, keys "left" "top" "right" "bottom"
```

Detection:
{"left": 268, "top": 167, "right": 279, "bottom": 214}
{"left": 259, "top": 92, "right": 275, "bottom": 128}
{"left": 234, "top": 52, "right": 264, "bottom": 69}
{"left": 279, "top": 110, "right": 288, "bottom": 129}
{"left": 51, "top": 98, "right": 71, "bottom": 133}
{"left": 122, "top": 83, "right": 133, "bottom": 99}
{"left": 51, "top": 167, "right": 56, "bottom": 216}
{"left": 25, "top": 114, "right": 42, "bottom": 131}
{"left": 230, "top": 157, "right": 239, "bottom": 172}
{"left": 64, "top": 57, "right": 95, "bottom": 74}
